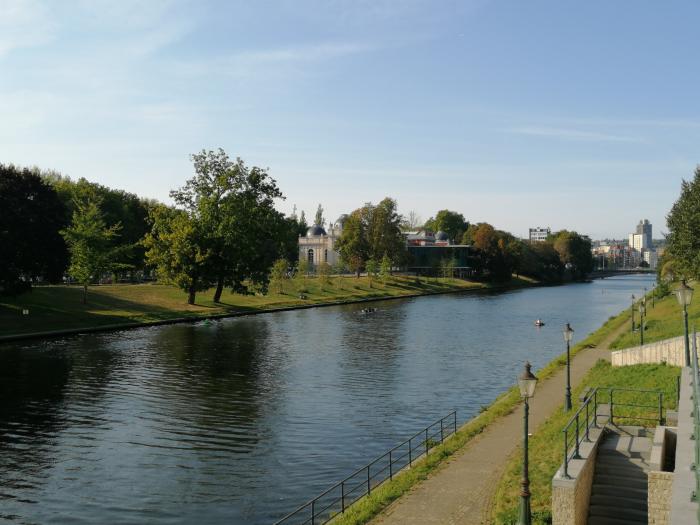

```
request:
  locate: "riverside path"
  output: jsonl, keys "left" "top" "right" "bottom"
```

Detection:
{"left": 370, "top": 324, "right": 626, "bottom": 525}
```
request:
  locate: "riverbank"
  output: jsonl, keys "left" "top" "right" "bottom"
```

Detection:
{"left": 328, "top": 304, "right": 635, "bottom": 525}
{"left": 0, "top": 275, "right": 538, "bottom": 342}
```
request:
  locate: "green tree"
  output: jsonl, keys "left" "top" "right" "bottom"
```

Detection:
{"left": 317, "top": 262, "right": 332, "bottom": 288}
{"left": 366, "top": 258, "right": 378, "bottom": 287}
{"left": 424, "top": 210, "right": 468, "bottom": 243}
{"left": 336, "top": 209, "right": 370, "bottom": 277}
{"left": 666, "top": 167, "right": 700, "bottom": 279}
{"left": 296, "top": 258, "right": 310, "bottom": 292}
{"left": 61, "top": 196, "right": 122, "bottom": 303}
{"left": 269, "top": 258, "right": 289, "bottom": 294}
{"left": 143, "top": 205, "right": 210, "bottom": 305}
{"left": 0, "top": 164, "right": 69, "bottom": 293}
{"left": 379, "top": 254, "right": 392, "bottom": 283}
{"left": 551, "top": 230, "right": 594, "bottom": 280}
{"left": 314, "top": 203, "right": 326, "bottom": 228}
{"left": 171, "top": 149, "right": 285, "bottom": 302}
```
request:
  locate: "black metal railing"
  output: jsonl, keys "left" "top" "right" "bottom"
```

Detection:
{"left": 273, "top": 411, "right": 458, "bottom": 525}
{"left": 562, "top": 386, "right": 664, "bottom": 478}
{"left": 689, "top": 329, "right": 700, "bottom": 521}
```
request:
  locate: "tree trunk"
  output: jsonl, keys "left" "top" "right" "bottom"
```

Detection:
{"left": 188, "top": 282, "right": 196, "bottom": 305}
{"left": 213, "top": 275, "right": 225, "bottom": 303}
{"left": 82, "top": 284, "right": 87, "bottom": 304}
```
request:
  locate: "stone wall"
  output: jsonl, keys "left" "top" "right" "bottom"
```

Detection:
{"left": 551, "top": 427, "right": 605, "bottom": 525}
{"left": 611, "top": 334, "right": 700, "bottom": 367}
{"left": 649, "top": 471, "right": 674, "bottom": 525}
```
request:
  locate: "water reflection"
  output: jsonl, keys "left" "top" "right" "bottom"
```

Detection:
{"left": 0, "top": 275, "right": 655, "bottom": 524}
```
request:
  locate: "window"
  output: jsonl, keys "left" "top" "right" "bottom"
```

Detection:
{"left": 324, "top": 249, "right": 328, "bottom": 262}
{"left": 307, "top": 249, "right": 314, "bottom": 264}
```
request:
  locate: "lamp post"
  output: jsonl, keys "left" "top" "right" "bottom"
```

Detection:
{"left": 675, "top": 280, "right": 694, "bottom": 366}
{"left": 639, "top": 301, "right": 646, "bottom": 346}
{"left": 563, "top": 323, "right": 574, "bottom": 411}
{"left": 631, "top": 294, "right": 636, "bottom": 332}
{"left": 518, "top": 361, "right": 538, "bottom": 525}
{"left": 652, "top": 283, "right": 655, "bottom": 308}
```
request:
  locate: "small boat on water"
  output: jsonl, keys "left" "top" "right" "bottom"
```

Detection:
{"left": 361, "top": 307, "right": 377, "bottom": 315}
{"left": 534, "top": 319, "right": 545, "bottom": 327}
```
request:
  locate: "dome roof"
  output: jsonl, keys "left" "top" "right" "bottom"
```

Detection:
{"left": 435, "top": 231, "right": 449, "bottom": 241}
{"left": 306, "top": 225, "right": 327, "bottom": 237}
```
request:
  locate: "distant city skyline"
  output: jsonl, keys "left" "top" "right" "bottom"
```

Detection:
{"left": 2, "top": 1, "right": 698, "bottom": 239}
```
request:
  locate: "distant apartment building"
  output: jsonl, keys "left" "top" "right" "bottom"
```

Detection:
{"left": 636, "top": 219, "right": 653, "bottom": 248}
{"left": 595, "top": 219, "right": 656, "bottom": 269}
{"left": 529, "top": 227, "right": 551, "bottom": 243}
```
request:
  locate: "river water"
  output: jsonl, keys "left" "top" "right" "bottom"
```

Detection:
{"left": 0, "top": 275, "right": 654, "bottom": 524}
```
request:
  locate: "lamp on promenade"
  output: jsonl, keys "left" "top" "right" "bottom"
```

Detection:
{"left": 675, "top": 280, "right": 694, "bottom": 366}
{"left": 563, "top": 323, "right": 574, "bottom": 411}
{"left": 631, "top": 294, "right": 636, "bottom": 332}
{"left": 517, "top": 361, "right": 538, "bottom": 525}
{"left": 639, "top": 301, "right": 646, "bottom": 346}
{"left": 652, "top": 283, "right": 656, "bottom": 308}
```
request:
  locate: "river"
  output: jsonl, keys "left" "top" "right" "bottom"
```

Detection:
{"left": 0, "top": 274, "right": 655, "bottom": 524}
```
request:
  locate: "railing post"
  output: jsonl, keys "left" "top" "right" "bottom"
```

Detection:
{"left": 367, "top": 465, "right": 371, "bottom": 494}
{"left": 610, "top": 389, "right": 614, "bottom": 425}
{"left": 573, "top": 414, "right": 581, "bottom": 459}
{"left": 341, "top": 481, "right": 345, "bottom": 513}
{"left": 440, "top": 419, "right": 444, "bottom": 443}
{"left": 594, "top": 389, "right": 598, "bottom": 428}
{"left": 409, "top": 438, "right": 412, "bottom": 466}
{"left": 585, "top": 401, "right": 590, "bottom": 442}
{"left": 659, "top": 393, "right": 664, "bottom": 426}
{"left": 389, "top": 451, "right": 393, "bottom": 480}
{"left": 425, "top": 428, "right": 429, "bottom": 456}
{"left": 563, "top": 429, "right": 569, "bottom": 478}
{"left": 454, "top": 411, "right": 457, "bottom": 434}
{"left": 311, "top": 500, "right": 315, "bottom": 525}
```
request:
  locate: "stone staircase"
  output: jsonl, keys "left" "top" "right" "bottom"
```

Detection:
{"left": 588, "top": 425, "right": 652, "bottom": 525}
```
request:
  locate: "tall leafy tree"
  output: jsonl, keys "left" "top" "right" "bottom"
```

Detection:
{"left": 551, "top": 230, "right": 594, "bottom": 280}
{"left": 314, "top": 204, "right": 326, "bottom": 228}
{"left": 169, "top": 149, "right": 285, "bottom": 302}
{"left": 667, "top": 167, "right": 700, "bottom": 279}
{"left": 368, "top": 198, "right": 406, "bottom": 264}
{"left": 0, "top": 164, "right": 68, "bottom": 293}
{"left": 61, "top": 196, "right": 122, "bottom": 303}
{"left": 336, "top": 208, "right": 370, "bottom": 277}
{"left": 424, "top": 210, "right": 468, "bottom": 242}
{"left": 143, "top": 205, "right": 210, "bottom": 304}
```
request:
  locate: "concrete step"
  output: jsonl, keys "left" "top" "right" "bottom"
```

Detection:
{"left": 594, "top": 462, "right": 649, "bottom": 477}
{"left": 591, "top": 483, "right": 648, "bottom": 500}
{"left": 592, "top": 473, "right": 648, "bottom": 490}
{"left": 588, "top": 515, "right": 647, "bottom": 525}
{"left": 589, "top": 493, "right": 648, "bottom": 511}
{"left": 589, "top": 504, "right": 648, "bottom": 522}
{"left": 598, "top": 434, "right": 652, "bottom": 459}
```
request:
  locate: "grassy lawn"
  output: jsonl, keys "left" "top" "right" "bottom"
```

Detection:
{"left": 0, "top": 275, "right": 537, "bottom": 337}
{"left": 610, "top": 283, "right": 700, "bottom": 350}
{"left": 325, "top": 307, "right": 633, "bottom": 525}
{"left": 491, "top": 360, "right": 681, "bottom": 524}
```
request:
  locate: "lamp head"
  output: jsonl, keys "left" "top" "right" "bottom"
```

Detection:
{"left": 563, "top": 322, "right": 574, "bottom": 343}
{"left": 518, "top": 361, "right": 538, "bottom": 399}
{"left": 676, "top": 279, "right": 694, "bottom": 308}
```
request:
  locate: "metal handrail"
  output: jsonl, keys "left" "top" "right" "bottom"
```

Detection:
{"left": 690, "top": 328, "right": 700, "bottom": 522}
{"left": 562, "top": 386, "right": 664, "bottom": 478}
{"left": 273, "top": 411, "right": 458, "bottom": 525}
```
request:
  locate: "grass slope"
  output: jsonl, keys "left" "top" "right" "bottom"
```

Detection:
{"left": 491, "top": 360, "right": 681, "bottom": 524}
{"left": 611, "top": 285, "right": 699, "bottom": 350}
{"left": 0, "top": 276, "right": 536, "bottom": 337}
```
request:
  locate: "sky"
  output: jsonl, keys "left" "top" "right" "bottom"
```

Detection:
{"left": 1, "top": 0, "right": 699, "bottom": 239}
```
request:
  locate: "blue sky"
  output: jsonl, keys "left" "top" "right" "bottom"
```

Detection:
{"left": 1, "top": 0, "right": 698, "bottom": 239}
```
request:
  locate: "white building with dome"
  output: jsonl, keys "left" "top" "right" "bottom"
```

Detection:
{"left": 298, "top": 215, "right": 347, "bottom": 268}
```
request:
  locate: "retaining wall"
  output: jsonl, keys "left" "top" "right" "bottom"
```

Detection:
{"left": 611, "top": 335, "right": 700, "bottom": 367}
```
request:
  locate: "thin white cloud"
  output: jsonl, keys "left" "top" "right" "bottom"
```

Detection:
{"left": 0, "top": 0, "right": 56, "bottom": 57}
{"left": 507, "top": 126, "right": 643, "bottom": 143}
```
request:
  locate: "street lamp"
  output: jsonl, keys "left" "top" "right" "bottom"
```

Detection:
{"left": 675, "top": 280, "right": 694, "bottom": 366}
{"left": 563, "top": 323, "right": 574, "bottom": 411}
{"left": 631, "top": 294, "right": 636, "bottom": 332}
{"left": 517, "top": 361, "right": 538, "bottom": 525}
{"left": 652, "top": 283, "right": 656, "bottom": 308}
{"left": 639, "top": 302, "right": 646, "bottom": 346}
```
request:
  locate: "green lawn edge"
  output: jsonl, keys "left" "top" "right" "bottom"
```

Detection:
{"left": 0, "top": 275, "right": 539, "bottom": 341}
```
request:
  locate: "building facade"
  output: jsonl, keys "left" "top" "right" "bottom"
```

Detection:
{"left": 297, "top": 215, "right": 348, "bottom": 268}
{"left": 529, "top": 227, "right": 551, "bottom": 243}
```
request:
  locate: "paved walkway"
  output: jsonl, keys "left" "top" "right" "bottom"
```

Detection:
{"left": 370, "top": 324, "right": 627, "bottom": 525}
